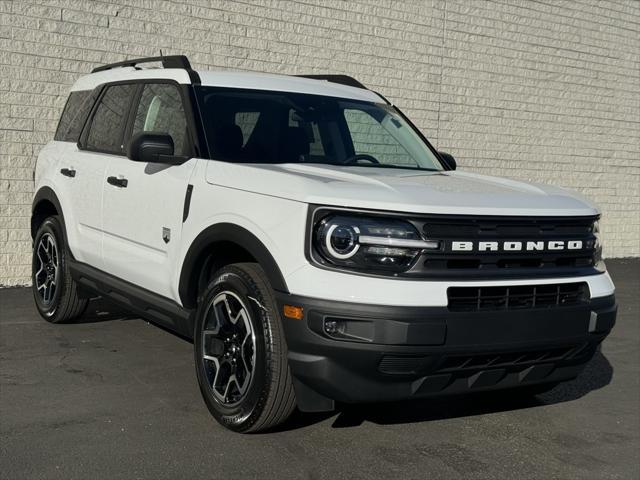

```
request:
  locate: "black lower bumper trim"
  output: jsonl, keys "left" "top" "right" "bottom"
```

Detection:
{"left": 277, "top": 292, "right": 616, "bottom": 411}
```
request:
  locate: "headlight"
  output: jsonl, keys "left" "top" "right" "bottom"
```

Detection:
{"left": 592, "top": 219, "right": 604, "bottom": 268}
{"left": 312, "top": 213, "right": 440, "bottom": 274}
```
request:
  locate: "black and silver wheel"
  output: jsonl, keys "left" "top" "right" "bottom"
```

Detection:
{"left": 194, "top": 263, "right": 296, "bottom": 432}
{"left": 34, "top": 231, "right": 59, "bottom": 306}
{"left": 202, "top": 290, "right": 256, "bottom": 406}
{"left": 32, "top": 216, "right": 88, "bottom": 323}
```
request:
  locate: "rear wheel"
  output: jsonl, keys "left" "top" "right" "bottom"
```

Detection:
{"left": 194, "top": 263, "right": 296, "bottom": 432}
{"left": 32, "top": 216, "right": 88, "bottom": 323}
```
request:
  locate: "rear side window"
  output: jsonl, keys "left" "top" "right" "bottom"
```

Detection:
{"left": 85, "top": 84, "right": 136, "bottom": 154}
{"left": 54, "top": 90, "right": 97, "bottom": 142}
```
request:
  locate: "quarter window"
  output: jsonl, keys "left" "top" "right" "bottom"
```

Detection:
{"left": 132, "top": 83, "right": 189, "bottom": 156}
{"left": 85, "top": 84, "right": 136, "bottom": 154}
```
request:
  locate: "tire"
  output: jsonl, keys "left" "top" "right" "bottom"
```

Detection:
{"left": 32, "top": 216, "right": 88, "bottom": 323}
{"left": 194, "top": 262, "right": 296, "bottom": 433}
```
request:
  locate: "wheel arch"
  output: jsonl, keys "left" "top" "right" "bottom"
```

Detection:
{"left": 31, "top": 187, "right": 65, "bottom": 240}
{"left": 178, "top": 223, "right": 289, "bottom": 309}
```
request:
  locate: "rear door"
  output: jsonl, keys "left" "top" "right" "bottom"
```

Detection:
{"left": 64, "top": 84, "right": 136, "bottom": 269}
{"left": 101, "top": 81, "right": 199, "bottom": 299}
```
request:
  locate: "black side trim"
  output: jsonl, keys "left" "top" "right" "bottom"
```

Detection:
{"left": 178, "top": 223, "right": 289, "bottom": 308}
{"left": 182, "top": 184, "right": 193, "bottom": 222}
{"left": 69, "top": 260, "right": 193, "bottom": 339}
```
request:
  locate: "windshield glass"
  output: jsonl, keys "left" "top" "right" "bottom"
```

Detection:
{"left": 195, "top": 87, "right": 444, "bottom": 171}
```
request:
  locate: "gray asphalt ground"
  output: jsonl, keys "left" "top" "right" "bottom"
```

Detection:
{"left": 1, "top": 259, "right": 638, "bottom": 480}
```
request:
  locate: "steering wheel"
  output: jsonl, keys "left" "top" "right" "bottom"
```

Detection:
{"left": 343, "top": 153, "right": 380, "bottom": 165}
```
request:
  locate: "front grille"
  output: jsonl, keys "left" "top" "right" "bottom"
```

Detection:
{"left": 447, "top": 282, "right": 589, "bottom": 312}
{"left": 407, "top": 214, "right": 599, "bottom": 279}
{"left": 423, "top": 216, "right": 594, "bottom": 238}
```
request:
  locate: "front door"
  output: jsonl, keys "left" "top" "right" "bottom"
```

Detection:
{"left": 101, "top": 82, "right": 199, "bottom": 300}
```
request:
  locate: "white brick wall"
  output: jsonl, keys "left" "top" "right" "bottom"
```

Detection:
{"left": 1, "top": 0, "right": 638, "bottom": 285}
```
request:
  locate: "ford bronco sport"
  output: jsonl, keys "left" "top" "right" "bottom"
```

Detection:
{"left": 32, "top": 55, "right": 617, "bottom": 432}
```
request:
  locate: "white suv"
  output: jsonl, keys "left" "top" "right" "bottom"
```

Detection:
{"left": 32, "top": 55, "right": 617, "bottom": 432}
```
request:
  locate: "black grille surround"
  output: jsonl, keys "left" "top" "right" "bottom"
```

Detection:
{"left": 447, "top": 282, "right": 589, "bottom": 312}
{"left": 307, "top": 206, "right": 602, "bottom": 280}
{"left": 415, "top": 214, "right": 600, "bottom": 279}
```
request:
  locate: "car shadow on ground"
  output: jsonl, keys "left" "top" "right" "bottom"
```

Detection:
{"left": 77, "top": 296, "right": 138, "bottom": 323}
{"left": 275, "top": 350, "right": 613, "bottom": 432}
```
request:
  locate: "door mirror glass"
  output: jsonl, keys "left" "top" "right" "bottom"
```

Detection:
{"left": 127, "top": 132, "right": 177, "bottom": 163}
{"left": 439, "top": 151, "right": 457, "bottom": 170}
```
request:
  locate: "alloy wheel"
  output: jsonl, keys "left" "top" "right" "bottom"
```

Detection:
{"left": 201, "top": 291, "right": 256, "bottom": 406}
{"left": 34, "top": 232, "right": 59, "bottom": 306}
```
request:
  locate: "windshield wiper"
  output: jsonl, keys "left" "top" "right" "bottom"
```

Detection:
{"left": 341, "top": 163, "right": 441, "bottom": 172}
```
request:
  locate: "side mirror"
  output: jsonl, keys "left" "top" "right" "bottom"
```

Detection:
{"left": 127, "top": 132, "right": 185, "bottom": 164}
{"left": 439, "top": 151, "right": 457, "bottom": 170}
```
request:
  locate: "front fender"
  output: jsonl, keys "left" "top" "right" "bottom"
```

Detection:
{"left": 178, "top": 221, "right": 290, "bottom": 309}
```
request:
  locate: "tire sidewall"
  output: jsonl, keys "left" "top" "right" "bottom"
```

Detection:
{"left": 194, "top": 267, "right": 274, "bottom": 432}
{"left": 32, "top": 216, "right": 66, "bottom": 320}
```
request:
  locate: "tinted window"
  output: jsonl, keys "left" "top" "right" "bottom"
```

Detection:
{"left": 196, "top": 87, "right": 443, "bottom": 171}
{"left": 85, "top": 84, "right": 135, "bottom": 154}
{"left": 132, "top": 83, "right": 189, "bottom": 156}
{"left": 54, "top": 90, "right": 97, "bottom": 142}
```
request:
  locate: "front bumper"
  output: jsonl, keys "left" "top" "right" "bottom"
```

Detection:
{"left": 276, "top": 292, "right": 616, "bottom": 412}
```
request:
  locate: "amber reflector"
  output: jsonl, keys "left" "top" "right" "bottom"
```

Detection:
{"left": 283, "top": 304, "right": 304, "bottom": 320}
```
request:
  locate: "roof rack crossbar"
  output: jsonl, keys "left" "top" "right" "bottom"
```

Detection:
{"left": 295, "top": 74, "right": 367, "bottom": 90}
{"left": 91, "top": 55, "right": 192, "bottom": 73}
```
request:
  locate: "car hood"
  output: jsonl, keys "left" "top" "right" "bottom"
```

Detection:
{"left": 205, "top": 162, "right": 599, "bottom": 216}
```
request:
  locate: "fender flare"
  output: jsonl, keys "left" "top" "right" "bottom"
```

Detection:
{"left": 31, "top": 186, "right": 66, "bottom": 240}
{"left": 178, "top": 223, "right": 289, "bottom": 308}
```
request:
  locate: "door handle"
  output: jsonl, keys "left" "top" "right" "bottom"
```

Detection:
{"left": 107, "top": 176, "right": 128, "bottom": 188}
{"left": 60, "top": 168, "right": 76, "bottom": 178}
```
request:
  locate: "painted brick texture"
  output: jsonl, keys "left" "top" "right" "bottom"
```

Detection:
{"left": 1, "top": 0, "right": 638, "bottom": 285}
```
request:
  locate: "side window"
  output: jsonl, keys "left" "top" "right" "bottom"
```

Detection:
{"left": 343, "top": 108, "right": 418, "bottom": 167}
{"left": 85, "top": 84, "right": 135, "bottom": 154}
{"left": 132, "top": 83, "right": 189, "bottom": 156}
{"left": 54, "top": 90, "right": 98, "bottom": 142}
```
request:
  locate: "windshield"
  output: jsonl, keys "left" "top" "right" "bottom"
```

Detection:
{"left": 195, "top": 87, "right": 444, "bottom": 171}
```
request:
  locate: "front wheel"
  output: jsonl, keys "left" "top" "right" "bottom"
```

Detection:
{"left": 194, "top": 263, "right": 296, "bottom": 432}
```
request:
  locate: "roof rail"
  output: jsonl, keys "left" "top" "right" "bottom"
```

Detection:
{"left": 91, "top": 55, "right": 192, "bottom": 73}
{"left": 295, "top": 74, "right": 367, "bottom": 90}
{"left": 91, "top": 54, "right": 200, "bottom": 83}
